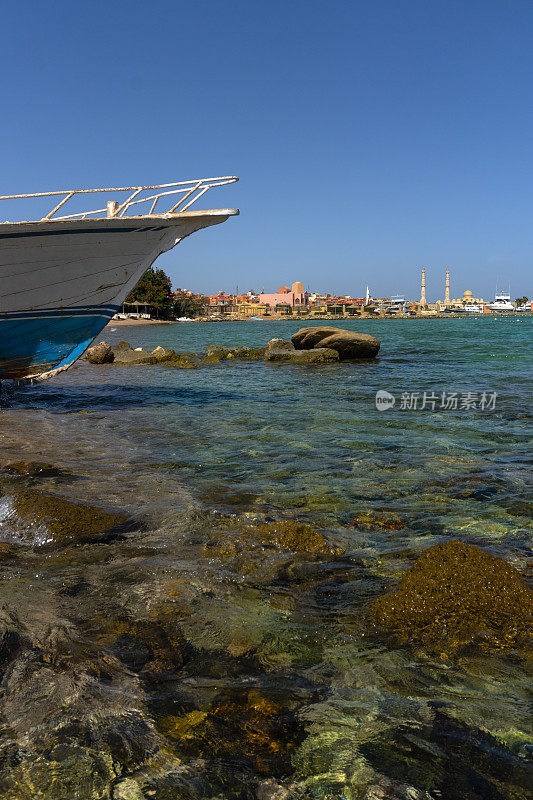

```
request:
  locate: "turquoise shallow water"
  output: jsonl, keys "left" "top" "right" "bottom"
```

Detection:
{"left": 0, "top": 316, "right": 531, "bottom": 799}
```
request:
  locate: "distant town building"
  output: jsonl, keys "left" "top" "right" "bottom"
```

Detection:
{"left": 259, "top": 280, "right": 308, "bottom": 308}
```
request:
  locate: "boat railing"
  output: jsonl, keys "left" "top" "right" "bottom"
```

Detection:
{"left": 0, "top": 176, "right": 238, "bottom": 221}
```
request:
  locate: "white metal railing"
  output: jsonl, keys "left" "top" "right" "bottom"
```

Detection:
{"left": 0, "top": 176, "right": 238, "bottom": 222}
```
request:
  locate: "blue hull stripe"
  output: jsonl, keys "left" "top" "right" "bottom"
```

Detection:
{"left": 0, "top": 305, "right": 119, "bottom": 321}
{"left": 0, "top": 306, "right": 117, "bottom": 379}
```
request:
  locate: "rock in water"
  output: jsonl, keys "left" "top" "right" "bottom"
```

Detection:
{"left": 205, "top": 344, "right": 266, "bottom": 360}
{"left": 230, "top": 346, "right": 266, "bottom": 359}
{"left": 2, "top": 462, "right": 67, "bottom": 478}
{"left": 349, "top": 510, "right": 407, "bottom": 531}
{"left": 13, "top": 490, "right": 127, "bottom": 546}
{"left": 202, "top": 517, "right": 343, "bottom": 581}
{"left": 85, "top": 341, "right": 114, "bottom": 364}
{"left": 151, "top": 346, "right": 177, "bottom": 362}
{"left": 368, "top": 540, "right": 533, "bottom": 658}
{"left": 113, "top": 340, "right": 134, "bottom": 357}
{"left": 291, "top": 326, "right": 380, "bottom": 359}
{"left": 160, "top": 686, "right": 305, "bottom": 777}
{"left": 266, "top": 338, "right": 295, "bottom": 352}
{"left": 265, "top": 347, "right": 339, "bottom": 363}
{"left": 113, "top": 346, "right": 158, "bottom": 365}
{"left": 206, "top": 344, "right": 230, "bottom": 358}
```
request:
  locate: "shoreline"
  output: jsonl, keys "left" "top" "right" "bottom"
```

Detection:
{"left": 105, "top": 312, "right": 532, "bottom": 327}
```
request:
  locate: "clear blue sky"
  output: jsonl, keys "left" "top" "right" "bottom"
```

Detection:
{"left": 2, "top": 0, "right": 532, "bottom": 301}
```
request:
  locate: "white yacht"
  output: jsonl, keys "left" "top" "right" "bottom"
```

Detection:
{"left": 488, "top": 292, "right": 514, "bottom": 312}
{"left": 386, "top": 295, "right": 406, "bottom": 314}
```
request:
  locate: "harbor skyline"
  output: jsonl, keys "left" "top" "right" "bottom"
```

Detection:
{"left": 169, "top": 263, "right": 530, "bottom": 313}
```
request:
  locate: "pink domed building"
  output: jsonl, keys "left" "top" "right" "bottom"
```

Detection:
{"left": 259, "top": 281, "right": 308, "bottom": 309}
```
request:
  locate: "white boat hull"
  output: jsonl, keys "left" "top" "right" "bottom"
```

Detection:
{"left": 0, "top": 211, "right": 234, "bottom": 380}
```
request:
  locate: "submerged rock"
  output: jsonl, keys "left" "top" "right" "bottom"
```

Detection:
{"left": 0, "top": 542, "right": 22, "bottom": 560}
{"left": 368, "top": 540, "right": 533, "bottom": 658}
{"left": 171, "top": 356, "right": 198, "bottom": 369}
{"left": 12, "top": 490, "right": 127, "bottom": 546}
{"left": 291, "top": 326, "right": 380, "bottom": 359}
{"left": 0, "top": 678, "right": 160, "bottom": 800}
{"left": 0, "top": 608, "right": 24, "bottom": 673}
{"left": 359, "top": 710, "right": 533, "bottom": 800}
{"left": 202, "top": 353, "right": 223, "bottom": 365}
{"left": 96, "top": 617, "right": 189, "bottom": 676}
{"left": 205, "top": 519, "right": 342, "bottom": 559}
{"left": 85, "top": 341, "right": 114, "bottom": 364}
{"left": 206, "top": 344, "right": 230, "bottom": 358}
{"left": 230, "top": 345, "right": 266, "bottom": 359}
{"left": 349, "top": 510, "right": 407, "bottom": 531}
{"left": 205, "top": 344, "right": 266, "bottom": 360}
{"left": 256, "top": 778, "right": 294, "bottom": 800}
{"left": 0, "top": 746, "right": 118, "bottom": 800}
{"left": 2, "top": 462, "right": 68, "bottom": 479}
{"left": 203, "top": 518, "right": 343, "bottom": 581}
{"left": 161, "top": 687, "right": 303, "bottom": 777}
{"left": 254, "top": 520, "right": 342, "bottom": 555}
{"left": 100, "top": 341, "right": 199, "bottom": 367}
{"left": 265, "top": 347, "right": 339, "bottom": 364}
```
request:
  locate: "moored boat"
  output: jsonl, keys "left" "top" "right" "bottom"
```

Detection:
{"left": 0, "top": 177, "right": 238, "bottom": 381}
{"left": 488, "top": 291, "right": 514, "bottom": 312}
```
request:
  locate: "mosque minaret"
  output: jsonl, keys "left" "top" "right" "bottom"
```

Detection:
{"left": 420, "top": 266, "right": 427, "bottom": 306}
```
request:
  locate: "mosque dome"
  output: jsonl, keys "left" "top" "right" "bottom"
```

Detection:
{"left": 292, "top": 281, "right": 304, "bottom": 294}
{"left": 463, "top": 290, "right": 473, "bottom": 298}
{"left": 278, "top": 286, "right": 290, "bottom": 294}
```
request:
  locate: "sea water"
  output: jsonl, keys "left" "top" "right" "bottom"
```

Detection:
{"left": 0, "top": 316, "right": 531, "bottom": 799}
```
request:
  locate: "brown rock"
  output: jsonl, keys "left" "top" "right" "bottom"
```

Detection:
{"left": 98, "top": 618, "right": 188, "bottom": 675}
{"left": 291, "top": 326, "right": 380, "bottom": 359}
{"left": 85, "top": 342, "right": 114, "bottom": 364}
{"left": 13, "top": 491, "right": 127, "bottom": 546}
{"left": 0, "top": 542, "right": 22, "bottom": 560}
{"left": 254, "top": 520, "right": 342, "bottom": 555}
{"left": 203, "top": 518, "right": 343, "bottom": 575}
{"left": 160, "top": 687, "right": 303, "bottom": 776}
{"left": 368, "top": 540, "right": 533, "bottom": 658}
{"left": 229, "top": 346, "right": 266, "bottom": 359}
{"left": 205, "top": 344, "right": 266, "bottom": 360}
{"left": 350, "top": 511, "right": 406, "bottom": 531}
{"left": 113, "top": 347, "right": 158, "bottom": 365}
{"left": 266, "top": 338, "right": 295, "bottom": 352}
{"left": 163, "top": 354, "right": 198, "bottom": 369}
{"left": 2, "top": 462, "right": 65, "bottom": 478}
{"left": 265, "top": 347, "right": 339, "bottom": 363}
{"left": 206, "top": 344, "right": 230, "bottom": 358}
{"left": 151, "top": 346, "right": 177, "bottom": 362}
{"left": 113, "top": 341, "right": 134, "bottom": 356}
